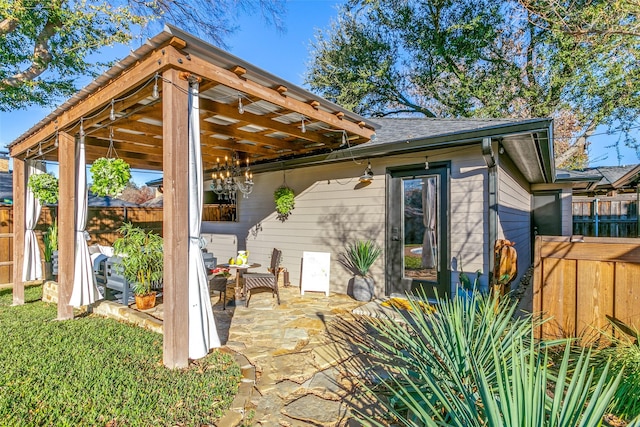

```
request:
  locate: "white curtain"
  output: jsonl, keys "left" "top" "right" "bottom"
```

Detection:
{"left": 69, "top": 134, "right": 103, "bottom": 307}
{"left": 22, "top": 160, "right": 44, "bottom": 281}
{"left": 421, "top": 176, "right": 438, "bottom": 269}
{"left": 188, "top": 79, "right": 220, "bottom": 359}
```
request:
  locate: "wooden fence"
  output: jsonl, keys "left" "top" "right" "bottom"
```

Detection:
{"left": 572, "top": 195, "right": 639, "bottom": 237}
{"left": 533, "top": 235, "right": 640, "bottom": 341}
{"left": 0, "top": 204, "right": 235, "bottom": 284}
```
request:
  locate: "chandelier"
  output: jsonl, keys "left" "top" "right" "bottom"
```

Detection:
{"left": 210, "top": 152, "right": 254, "bottom": 202}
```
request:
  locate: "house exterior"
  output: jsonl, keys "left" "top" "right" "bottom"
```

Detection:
{"left": 202, "top": 117, "right": 569, "bottom": 298}
{"left": 7, "top": 25, "right": 570, "bottom": 366}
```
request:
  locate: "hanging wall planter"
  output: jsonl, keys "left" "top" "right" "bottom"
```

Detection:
{"left": 27, "top": 173, "right": 59, "bottom": 204}
{"left": 274, "top": 186, "right": 295, "bottom": 222}
{"left": 90, "top": 157, "right": 131, "bottom": 197}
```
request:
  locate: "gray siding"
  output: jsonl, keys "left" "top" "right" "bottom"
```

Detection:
{"left": 497, "top": 154, "right": 532, "bottom": 288}
{"left": 201, "top": 144, "right": 537, "bottom": 298}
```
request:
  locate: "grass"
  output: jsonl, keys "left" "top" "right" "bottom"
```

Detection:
{"left": 0, "top": 285, "right": 241, "bottom": 426}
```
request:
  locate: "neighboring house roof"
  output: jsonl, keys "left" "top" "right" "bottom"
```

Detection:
{"left": 252, "top": 116, "right": 555, "bottom": 184}
{"left": 558, "top": 164, "right": 640, "bottom": 194}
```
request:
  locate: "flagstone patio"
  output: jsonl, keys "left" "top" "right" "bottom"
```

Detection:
{"left": 92, "top": 283, "right": 388, "bottom": 426}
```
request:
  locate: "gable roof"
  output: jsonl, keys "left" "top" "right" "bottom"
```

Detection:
{"left": 251, "top": 116, "right": 555, "bottom": 184}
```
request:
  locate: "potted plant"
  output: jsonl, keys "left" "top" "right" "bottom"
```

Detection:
{"left": 42, "top": 219, "right": 58, "bottom": 280}
{"left": 274, "top": 186, "right": 295, "bottom": 222}
{"left": 112, "top": 222, "right": 163, "bottom": 310}
{"left": 90, "top": 157, "right": 131, "bottom": 197}
{"left": 340, "top": 240, "right": 382, "bottom": 301}
{"left": 27, "top": 173, "right": 59, "bottom": 204}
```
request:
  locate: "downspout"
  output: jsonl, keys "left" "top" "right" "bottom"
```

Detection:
{"left": 482, "top": 137, "right": 497, "bottom": 292}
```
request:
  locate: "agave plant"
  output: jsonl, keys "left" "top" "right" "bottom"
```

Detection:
{"left": 355, "top": 291, "right": 622, "bottom": 426}
{"left": 341, "top": 240, "right": 382, "bottom": 277}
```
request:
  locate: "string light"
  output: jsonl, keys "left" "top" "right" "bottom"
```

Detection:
{"left": 238, "top": 94, "right": 244, "bottom": 114}
{"left": 301, "top": 116, "right": 306, "bottom": 133}
{"left": 109, "top": 100, "right": 115, "bottom": 121}
{"left": 425, "top": 156, "right": 429, "bottom": 170}
{"left": 152, "top": 74, "right": 159, "bottom": 99}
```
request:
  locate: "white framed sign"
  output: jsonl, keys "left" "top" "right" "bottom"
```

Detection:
{"left": 300, "top": 251, "right": 331, "bottom": 296}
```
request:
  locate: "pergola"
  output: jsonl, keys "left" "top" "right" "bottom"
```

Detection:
{"left": 9, "top": 25, "right": 376, "bottom": 368}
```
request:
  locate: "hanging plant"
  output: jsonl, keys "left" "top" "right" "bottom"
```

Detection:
{"left": 274, "top": 186, "right": 295, "bottom": 222}
{"left": 27, "top": 173, "right": 59, "bottom": 204}
{"left": 90, "top": 157, "right": 131, "bottom": 197}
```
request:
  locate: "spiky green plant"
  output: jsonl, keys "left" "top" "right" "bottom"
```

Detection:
{"left": 341, "top": 240, "right": 382, "bottom": 277}
{"left": 356, "top": 291, "right": 622, "bottom": 426}
{"left": 594, "top": 319, "right": 640, "bottom": 421}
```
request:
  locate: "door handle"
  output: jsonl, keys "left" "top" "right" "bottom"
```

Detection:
{"left": 391, "top": 235, "right": 400, "bottom": 241}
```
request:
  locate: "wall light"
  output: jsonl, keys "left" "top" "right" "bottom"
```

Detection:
{"left": 359, "top": 160, "right": 374, "bottom": 183}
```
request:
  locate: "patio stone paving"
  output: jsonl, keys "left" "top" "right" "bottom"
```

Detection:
{"left": 93, "top": 283, "right": 388, "bottom": 426}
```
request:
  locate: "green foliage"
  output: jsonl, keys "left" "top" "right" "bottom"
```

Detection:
{"left": 594, "top": 319, "right": 640, "bottom": 421}
{"left": 459, "top": 265, "right": 481, "bottom": 291}
{"left": 341, "top": 240, "right": 382, "bottom": 277}
{"left": 0, "top": 285, "right": 241, "bottom": 426}
{"left": 89, "top": 157, "right": 131, "bottom": 197}
{"left": 1, "top": 0, "right": 285, "bottom": 111}
{"left": 355, "top": 291, "right": 622, "bottom": 426}
{"left": 306, "top": 0, "right": 640, "bottom": 165}
{"left": 112, "top": 223, "right": 163, "bottom": 296}
{"left": 42, "top": 218, "right": 58, "bottom": 262}
{"left": 274, "top": 186, "right": 295, "bottom": 222}
{"left": 27, "top": 172, "right": 58, "bottom": 204}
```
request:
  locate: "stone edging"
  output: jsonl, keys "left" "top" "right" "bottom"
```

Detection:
{"left": 216, "top": 348, "right": 256, "bottom": 426}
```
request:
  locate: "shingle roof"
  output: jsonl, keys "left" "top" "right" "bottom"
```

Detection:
{"left": 0, "top": 172, "right": 12, "bottom": 203}
{"left": 367, "top": 117, "right": 530, "bottom": 145}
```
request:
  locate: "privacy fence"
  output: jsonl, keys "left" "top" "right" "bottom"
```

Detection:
{"left": 0, "top": 204, "right": 234, "bottom": 284}
{"left": 572, "top": 195, "right": 639, "bottom": 238}
{"left": 533, "top": 235, "right": 640, "bottom": 342}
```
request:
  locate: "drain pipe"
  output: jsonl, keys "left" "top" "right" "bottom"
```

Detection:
{"left": 482, "top": 137, "right": 497, "bottom": 292}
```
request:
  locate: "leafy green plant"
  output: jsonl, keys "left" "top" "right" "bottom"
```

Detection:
{"left": 274, "top": 186, "right": 295, "bottom": 222}
{"left": 27, "top": 173, "right": 59, "bottom": 204}
{"left": 594, "top": 318, "right": 640, "bottom": 421}
{"left": 90, "top": 157, "right": 131, "bottom": 197}
{"left": 112, "top": 222, "right": 163, "bottom": 296}
{"left": 42, "top": 219, "right": 58, "bottom": 262}
{"left": 459, "top": 267, "right": 481, "bottom": 291}
{"left": 355, "top": 291, "right": 622, "bottom": 426}
{"left": 340, "top": 240, "right": 382, "bottom": 277}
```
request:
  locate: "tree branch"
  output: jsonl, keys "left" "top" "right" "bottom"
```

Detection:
{"left": 2, "top": 11, "right": 60, "bottom": 88}
{"left": 0, "top": 17, "right": 19, "bottom": 35}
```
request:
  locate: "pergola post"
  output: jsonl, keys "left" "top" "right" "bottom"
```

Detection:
{"left": 57, "top": 132, "right": 76, "bottom": 320}
{"left": 162, "top": 68, "right": 190, "bottom": 368}
{"left": 12, "top": 157, "right": 25, "bottom": 305}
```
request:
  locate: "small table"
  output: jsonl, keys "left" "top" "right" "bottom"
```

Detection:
{"left": 217, "top": 263, "right": 261, "bottom": 303}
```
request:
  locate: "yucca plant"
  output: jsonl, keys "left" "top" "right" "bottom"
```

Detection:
{"left": 355, "top": 291, "right": 622, "bottom": 426}
{"left": 593, "top": 318, "right": 640, "bottom": 422}
{"left": 341, "top": 240, "right": 382, "bottom": 277}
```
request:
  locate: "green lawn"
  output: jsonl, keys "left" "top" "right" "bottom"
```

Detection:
{"left": 0, "top": 285, "right": 240, "bottom": 426}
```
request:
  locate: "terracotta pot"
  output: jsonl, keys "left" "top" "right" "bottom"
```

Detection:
{"left": 135, "top": 292, "right": 157, "bottom": 310}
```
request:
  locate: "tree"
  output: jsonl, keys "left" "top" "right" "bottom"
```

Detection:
{"left": 305, "top": 0, "right": 640, "bottom": 168}
{"left": 118, "top": 182, "right": 156, "bottom": 205}
{"left": 0, "top": 0, "right": 285, "bottom": 111}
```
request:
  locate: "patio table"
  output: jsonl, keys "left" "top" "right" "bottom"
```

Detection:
{"left": 217, "top": 263, "right": 261, "bottom": 302}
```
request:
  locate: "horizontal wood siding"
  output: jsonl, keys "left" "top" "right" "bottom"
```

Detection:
{"left": 448, "top": 148, "right": 488, "bottom": 291}
{"left": 498, "top": 156, "right": 532, "bottom": 288}
{"left": 230, "top": 161, "right": 386, "bottom": 296}
{"left": 533, "top": 235, "right": 640, "bottom": 342}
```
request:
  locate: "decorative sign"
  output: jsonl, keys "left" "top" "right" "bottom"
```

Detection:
{"left": 301, "top": 251, "right": 331, "bottom": 296}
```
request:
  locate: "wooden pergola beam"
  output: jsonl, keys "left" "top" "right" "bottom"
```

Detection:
{"left": 57, "top": 131, "right": 75, "bottom": 320}
{"left": 12, "top": 159, "right": 25, "bottom": 305}
{"left": 162, "top": 68, "right": 189, "bottom": 369}
{"left": 164, "top": 46, "right": 375, "bottom": 140}
{"left": 9, "top": 48, "right": 168, "bottom": 158}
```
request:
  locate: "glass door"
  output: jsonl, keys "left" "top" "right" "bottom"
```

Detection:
{"left": 386, "top": 165, "right": 449, "bottom": 299}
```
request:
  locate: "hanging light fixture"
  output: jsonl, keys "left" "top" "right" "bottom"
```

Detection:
{"left": 359, "top": 160, "right": 374, "bottom": 183}
{"left": 210, "top": 152, "right": 253, "bottom": 202}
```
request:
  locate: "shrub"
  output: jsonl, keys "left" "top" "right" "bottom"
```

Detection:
{"left": 355, "top": 291, "right": 622, "bottom": 426}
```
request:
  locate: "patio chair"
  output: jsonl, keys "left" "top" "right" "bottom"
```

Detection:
{"left": 243, "top": 248, "right": 282, "bottom": 307}
{"left": 104, "top": 256, "right": 133, "bottom": 305}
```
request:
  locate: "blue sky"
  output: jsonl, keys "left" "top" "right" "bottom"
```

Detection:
{"left": 1, "top": 0, "right": 638, "bottom": 185}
